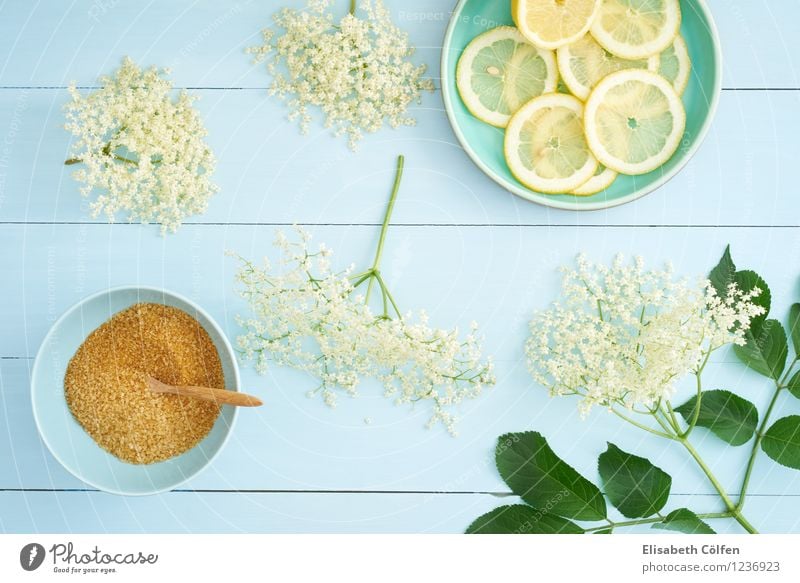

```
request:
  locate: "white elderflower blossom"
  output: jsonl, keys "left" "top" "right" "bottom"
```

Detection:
{"left": 64, "top": 57, "right": 218, "bottom": 233}
{"left": 232, "top": 227, "right": 495, "bottom": 434}
{"left": 231, "top": 155, "right": 492, "bottom": 434}
{"left": 526, "top": 255, "right": 765, "bottom": 416}
{"left": 246, "top": 0, "right": 435, "bottom": 150}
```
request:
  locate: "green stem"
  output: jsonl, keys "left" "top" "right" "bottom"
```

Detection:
{"left": 661, "top": 403, "right": 682, "bottom": 434}
{"left": 651, "top": 409, "right": 678, "bottom": 437}
{"left": 583, "top": 512, "right": 731, "bottom": 533}
{"left": 736, "top": 388, "right": 785, "bottom": 511}
{"left": 680, "top": 352, "right": 712, "bottom": 439}
{"left": 678, "top": 437, "right": 758, "bottom": 533}
{"left": 679, "top": 438, "right": 735, "bottom": 510}
{"left": 680, "top": 374, "right": 704, "bottom": 439}
{"left": 351, "top": 272, "right": 373, "bottom": 289}
{"left": 611, "top": 408, "right": 674, "bottom": 440}
{"left": 365, "top": 155, "right": 404, "bottom": 303}
{"left": 736, "top": 355, "right": 798, "bottom": 512}
{"left": 349, "top": 0, "right": 357, "bottom": 15}
{"left": 375, "top": 271, "right": 401, "bottom": 317}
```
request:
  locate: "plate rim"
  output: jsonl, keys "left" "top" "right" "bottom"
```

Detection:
{"left": 30, "top": 285, "right": 241, "bottom": 496}
{"left": 440, "top": 0, "right": 723, "bottom": 211}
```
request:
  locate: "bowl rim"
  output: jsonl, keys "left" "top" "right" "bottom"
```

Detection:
{"left": 440, "top": 0, "right": 723, "bottom": 211}
{"left": 30, "top": 285, "right": 241, "bottom": 496}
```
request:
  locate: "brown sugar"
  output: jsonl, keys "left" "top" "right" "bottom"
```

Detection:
{"left": 64, "top": 303, "right": 225, "bottom": 464}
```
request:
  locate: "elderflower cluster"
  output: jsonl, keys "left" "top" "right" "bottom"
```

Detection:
{"left": 246, "top": 0, "right": 435, "bottom": 150}
{"left": 232, "top": 227, "right": 495, "bottom": 434}
{"left": 526, "top": 255, "right": 765, "bottom": 416}
{"left": 64, "top": 57, "right": 218, "bottom": 233}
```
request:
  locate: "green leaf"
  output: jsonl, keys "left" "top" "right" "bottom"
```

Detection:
{"left": 594, "top": 528, "right": 613, "bottom": 534}
{"left": 734, "top": 319, "right": 788, "bottom": 380}
{"left": 789, "top": 304, "right": 800, "bottom": 357}
{"left": 597, "top": 443, "right": 671, "bottom": 518}
{"left": 761, "top": 416, "right": 800, "bottom": 469}
{"left": 652, "top": 509, "right": 716, "bottom": 534}
{"left": 707, "top": 247, "right": 771, "bottom": 332}
{"left": 465, "top": 505, "right": 584, "bottom": 534}
{"left": 733, "top": 270, "right": 771, "bottom": 330}
{"left": 674, "top": 390, "right": 758, "bottom": 446}
{"left": 787, "top": 371, "right": 800, "bottom": 401}
{"left": 709, "top": 245, "right": 736, "bottom": 299}
{"left": 496, "top": 432, "right": 607, "bottom": 521}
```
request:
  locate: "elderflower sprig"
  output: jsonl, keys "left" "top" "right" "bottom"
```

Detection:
{"left": 526, "top": 254, "right": 765, "bottom": 417}
{"left": 470, "top": 250, "right": 800, "bottom": 536}
{"left": 246, "top": 0, "right": 435, "bottom": 150}
{"left": 63, "top": 57, "right": 218, "bottom": 233}
{"left": 232, "top": 156, "right": 494, "bottom": 434}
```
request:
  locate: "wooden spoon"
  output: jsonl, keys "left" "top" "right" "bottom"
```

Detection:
{"left": 147, "top": 376, "right": 263, "bottom": 407}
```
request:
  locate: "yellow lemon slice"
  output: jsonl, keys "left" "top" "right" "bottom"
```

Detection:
{"left": 571, "top": 164, "right": 618, "bottom": 195}
{"left": 557, "top": 34, "right": 659, "bottom": 101}
{"left": 456, "top": 26, "right": 558, "bottom": 127}
{"left": 591, "top": 0, "right": 681, "bottom": 59}
{"left": 512, "top": 0, "right": 602, "bottom": 50}
{"left": 505, "top": 93, "right": 599, "bottom": 193}
{"left": 584, "top": 69, "right": 686, "bottom": 175}
{"left": 658, "top": 35, "right": 691, "bottom": 95}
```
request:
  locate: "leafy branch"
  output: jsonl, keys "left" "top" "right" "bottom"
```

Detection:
{"left": 468, "top": 247, "right": 800, "bottom": 534}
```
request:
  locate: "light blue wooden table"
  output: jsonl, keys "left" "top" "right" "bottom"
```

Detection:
{"left": 2, "top": 0, "right": 800, "bottom": 534}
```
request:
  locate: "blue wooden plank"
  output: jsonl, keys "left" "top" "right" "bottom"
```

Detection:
{"left": 1, "top": 490, "right": 798, "bottom": 533}
{"left": 0, "top": 1, "right": 798, "bottom": 89}
{"left": 1, "top": 89, "right": 800, "bottom": 227}
{"left": 0, "top": 490, "right": 497, "bottom": 534}
{"left": 3, "top": 224, "right": 800, "bottom": 361}
{"left": 4, "top": 355, "right": 800, "bottom": 497}
{"left": 2, "top": 226, "right": 800, "bottom": 495}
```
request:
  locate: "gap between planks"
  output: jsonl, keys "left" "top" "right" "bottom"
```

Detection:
{"left": 3, "top": 488, "right": 796, "bottom": 497}
{"left": 0, "top": 86, "right": 799, "bottom": 91}
{"left": 2, "top": 222, "right": 800, "bottom": 229}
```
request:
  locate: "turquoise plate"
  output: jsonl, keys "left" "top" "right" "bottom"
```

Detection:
{"left": 441, "top": 0, "right": 722, "bottom": 210}
{"left": 31, "top": 287, "right": 240, "bottom": 496}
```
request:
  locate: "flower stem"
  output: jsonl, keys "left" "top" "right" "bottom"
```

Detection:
{"left": 375, "top": 271, "right": 401, "bottom": 317}
{"left": 365, "top": 155, "right": 404, "bottom": 303}
{"left": 679, "top": 353, "right": 712, "bottom": 439}
{"left": 349, "top": 0, "right": 357, "bottom": 16}
{"left": 661, "top": 403, "right": 682, "bottom": 434}
{"left": 616, "top": 408, "right": 760, "bottom": 533}
{"left": 583, "top": 512, "right": 731, "bottom": 533}
{"left": 678, "top": 437, "right": 758, "bottom": 533}
{"left": 736, "top": 356, "right": 798, "bottom": 512}
{"left": 612, "top": 408, "right": 674, "bottom": 440}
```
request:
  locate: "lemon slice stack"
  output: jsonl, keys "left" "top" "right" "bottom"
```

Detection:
{"left": 456, "top": 0, "right": 692, "bottom": 196}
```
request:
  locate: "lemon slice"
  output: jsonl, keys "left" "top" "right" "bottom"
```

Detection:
{"left": 571, "top": 164, "right": 618, "bottom": 195}
{"left": 557, "top": 34, "right": 659, "bottom": 101}
{"left": 591, "top": 0, "right": 681, "bottom": 59}
{"left": 584, "top": 69, "right": 686, "bottom": 175}
{"left": 658, "top": 35, "right": 691, "bottom": 95}
{"left": 505, "top": 93, "right": 599, "bottom": 193}
{"left": 512, "top": 0, "right": 602, "bottom": 50}
{"left": 456, "top": 26, "right": 558, "bottom": 127}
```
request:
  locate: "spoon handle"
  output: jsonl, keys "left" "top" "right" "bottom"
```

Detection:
{"left": 148, "top": 377, "right": 262, "bottom": 407}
